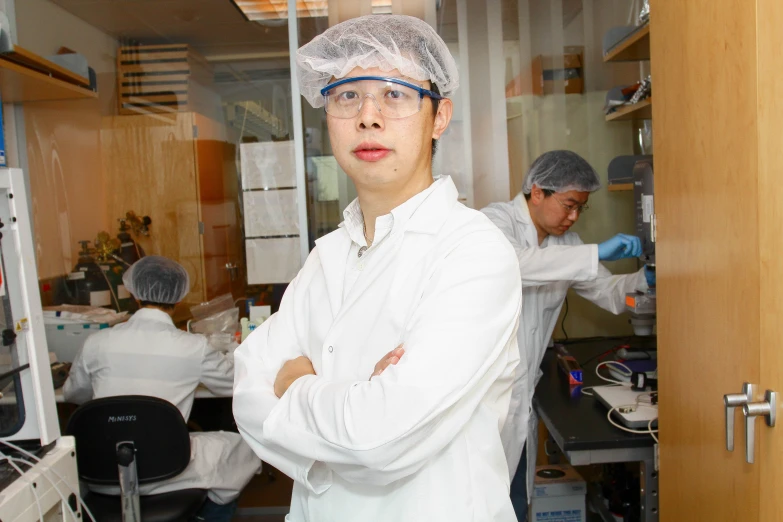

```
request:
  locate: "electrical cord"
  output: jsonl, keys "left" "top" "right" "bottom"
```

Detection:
{"left": 2, "top": 454, "right": 81, "bottom": 522}
{"left": 0, "top": 441, "right": 95, "bottom": 522}
{"left": 606, "top": 404, "right": 658, "bottom": 439}
{"left": 581, "top": 361, "right": 634, "bottom": 396}
{"left": 649, "top": 418, "right": 659, "bottom": 443}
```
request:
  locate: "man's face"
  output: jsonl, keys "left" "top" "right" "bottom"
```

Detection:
{"left": 528, "top": 185, "right": 590, "bottom": 237}
{"left": 326, "top": 67, "right": 453, "bottom": 191}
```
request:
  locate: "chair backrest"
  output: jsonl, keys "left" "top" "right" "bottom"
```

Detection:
{"left": 66, "top": 395, "right": 191, "bottom": 486}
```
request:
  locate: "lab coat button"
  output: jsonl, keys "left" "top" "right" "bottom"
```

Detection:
{"left": 328, "top": 346, "right": 334, "bottom": 353}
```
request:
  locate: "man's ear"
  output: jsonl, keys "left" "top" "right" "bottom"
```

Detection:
{"left": 432, "top": 98, "right": 453, "bottom": 140}
{"left": 529, "top": 185, "right": 543, "bottom": 205}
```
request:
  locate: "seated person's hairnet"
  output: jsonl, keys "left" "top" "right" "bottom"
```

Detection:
{"left": 122, "top": 256, "right": 190, "bottom": 304}
{"left": 522, "top": 150, "right": 602, "bottom": 194}
{"left": 296, "top": 14, "right": 459, "bottom": 108}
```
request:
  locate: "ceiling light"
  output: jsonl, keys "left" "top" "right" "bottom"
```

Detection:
{"left": 231, "top": 0, "right": 393, "bottom": 21}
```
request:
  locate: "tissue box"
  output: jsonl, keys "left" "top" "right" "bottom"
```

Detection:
{"left": 531, "top": 464, "right": 587, "bottom": 522}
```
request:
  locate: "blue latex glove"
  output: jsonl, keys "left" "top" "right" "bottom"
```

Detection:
{"left": 597, "top": 234, "right": 643, "bottom": 261}
{"left": 644, "top": 266, "right": 656, "bottom": 287}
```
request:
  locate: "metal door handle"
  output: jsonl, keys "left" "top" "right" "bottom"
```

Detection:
{"left": 724, "top": 383, "right": 755, "bottom": 451}
{"left": 743, "top": 390, "right": 777, "bottom": 464}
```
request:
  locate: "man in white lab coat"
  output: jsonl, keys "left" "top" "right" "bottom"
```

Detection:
{"left": 63, "top": 256, "right": 261, "bottom": 522}
{"left": 233, "top": 15, "right": 525, "bottom": 522}
{"left": 481, "top": 150, "right": 654, "bottom": 521}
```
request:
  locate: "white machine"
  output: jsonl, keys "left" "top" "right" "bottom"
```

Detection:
{"left": 0, "top": 169, "right": 82, "bottom": 521}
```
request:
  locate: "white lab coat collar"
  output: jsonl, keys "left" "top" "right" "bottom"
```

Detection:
{"left": 511, "top": 192, "right": 541, "bottom": 247}
{"left": 130, "top": 307, "right": 176, "bottom": 326}
{"left": 316, "top": 176, "right": 459, "bottom": 318}
{"left": 340, "top": 176, "right": 450, "bottom": 241}
{"left": 511, "top": 192, "right": 533, "bottom": 225}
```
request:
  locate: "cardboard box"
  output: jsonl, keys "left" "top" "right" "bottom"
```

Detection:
{"left": 505, "top": 47, "right": 584, "bottom": 97}
{"left": 531, "top": 46, "right": 584, "bottom": 96}
{"left": 531, "top": 464, "right": 587, "bottom": 522}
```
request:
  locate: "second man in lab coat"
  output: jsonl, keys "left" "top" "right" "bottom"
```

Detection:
{"left": 481, "top": 150, "right": 654, "bottom": 522}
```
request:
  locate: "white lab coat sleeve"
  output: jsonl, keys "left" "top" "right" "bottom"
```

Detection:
{"left": 481, "top": 205, "right": 598, "bottom": 287}
{"left": 233, "top": 252, "right": 329, "bottom": 494}
{"left": 62, "top": 340, "right": 94, "bottom": 404}
{"left": 198, "top": 336, "right": 234, "bottom": 397}
{"left": 571, "top": 264, "right": 648, "bottom": 314}
{"left": 261, "top": 233, "right": 522, "bottom": 486}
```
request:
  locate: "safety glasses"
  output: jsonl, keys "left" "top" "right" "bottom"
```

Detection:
{"left": 320, "top": 76, "right": 443, "bottom": 119}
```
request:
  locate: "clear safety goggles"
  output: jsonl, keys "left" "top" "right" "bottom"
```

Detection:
{"left": 320, "top": 76, "right": 443, "bottom": 119}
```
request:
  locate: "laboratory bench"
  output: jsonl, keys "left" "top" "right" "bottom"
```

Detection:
{"left": 534, "top": 338, "right": 658, "bottom": 522}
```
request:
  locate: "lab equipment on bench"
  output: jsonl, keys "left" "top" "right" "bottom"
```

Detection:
{"left": 65, "top": 241, "right": 113, "bottom": 308}
{"left": 0, "top": 168, "right": 86, "bottom": 520}
{"left": 0, "top": 169, "right": 62, "bottom": 444}
{"left": 555, "top": 344, "right": 583, "bottom": 384}
{"left": 626, "top": 157, "right": 657, "bottom": 336}
{"left": 116, "top": 211, "right": 150, "bottom": 266}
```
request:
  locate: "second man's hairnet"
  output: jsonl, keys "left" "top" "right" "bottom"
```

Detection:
{"left": 522, "top": 150, "right": 602, "bottom": 194}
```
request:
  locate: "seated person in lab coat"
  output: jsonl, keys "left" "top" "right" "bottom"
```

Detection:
{"left": 63, "top": 256, "right": 261, "bottom": 522}
{"left": 233, "top": 14, "right": 525, "bottom": 522}
{"left": 481, "top": 150, "right": 654, "bottom": 522}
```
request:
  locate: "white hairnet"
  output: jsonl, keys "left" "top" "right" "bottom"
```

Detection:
{"left": 296, "top": 15, "right": 459, "bottom": 108}
{"left": 522, "top": 150, "right": 602, "bottom": 194}
{"left": 122, "top": 256, "right": 190, "bottom": 304}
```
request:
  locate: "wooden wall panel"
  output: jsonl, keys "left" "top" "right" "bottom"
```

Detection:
{"left": 25, "top": 98, "right": 110, "bottom": 279}
{"left": 652, "top": 1, "right": 760, "bottom": 519}
{"left": 101, "top": 112, "right": 206, "bottom": 304}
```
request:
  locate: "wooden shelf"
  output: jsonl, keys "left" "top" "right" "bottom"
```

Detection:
{"left": 604, "top": 24, "right": 650, "bottom": 62}
{"left": 0, "top": 56, "right": 96, "bottom": 103}
{"left": 606, "top": 98, "right": 652, "bottom": 121}
{"left": 608, "top": 183, "right": 634, "bottom": 192}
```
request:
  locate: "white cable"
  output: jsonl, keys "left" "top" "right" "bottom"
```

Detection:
{"left": 3, "top": 456, "right": 79, "bottom": 522}
{"left": 606, "top": 404, "right": 658, "bottom": 439}
{"left": 2, "top": 455, "right": 44, "bottom": 522}
{"left": 596, "top": 360, "right": 633, "bottom": 385}
{"left": 0, "top": 441, "right": 96, "bottom": 522}
{"left": 581, "top": 361, "right": 635, "bottom": 396}
{"left": 649, "top": 418, "right": 659, "bottom": 443}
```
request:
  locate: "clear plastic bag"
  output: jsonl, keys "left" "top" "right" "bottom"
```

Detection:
{"left": 189, "top": 294, "right": 234, "bottom": 321}
{"left": 188, "top": 294, "right": 240, "bottom": 352}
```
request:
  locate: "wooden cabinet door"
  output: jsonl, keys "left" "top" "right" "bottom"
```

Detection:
{"left": 653, "top": 0, "right": 783, "bottom": 518}
{"left": 194, "top": 114, "right": 244, "bottom": 300}
{"left": 653, "top": 0, "right": 763, "bottom": 519}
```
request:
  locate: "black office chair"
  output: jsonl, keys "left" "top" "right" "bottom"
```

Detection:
{"left": 66, "top": 395, "right": 208, "bottom": 522}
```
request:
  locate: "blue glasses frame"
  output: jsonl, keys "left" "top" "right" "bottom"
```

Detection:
{"left": 320, "top": 76, "right": 444, "bottom": 101}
